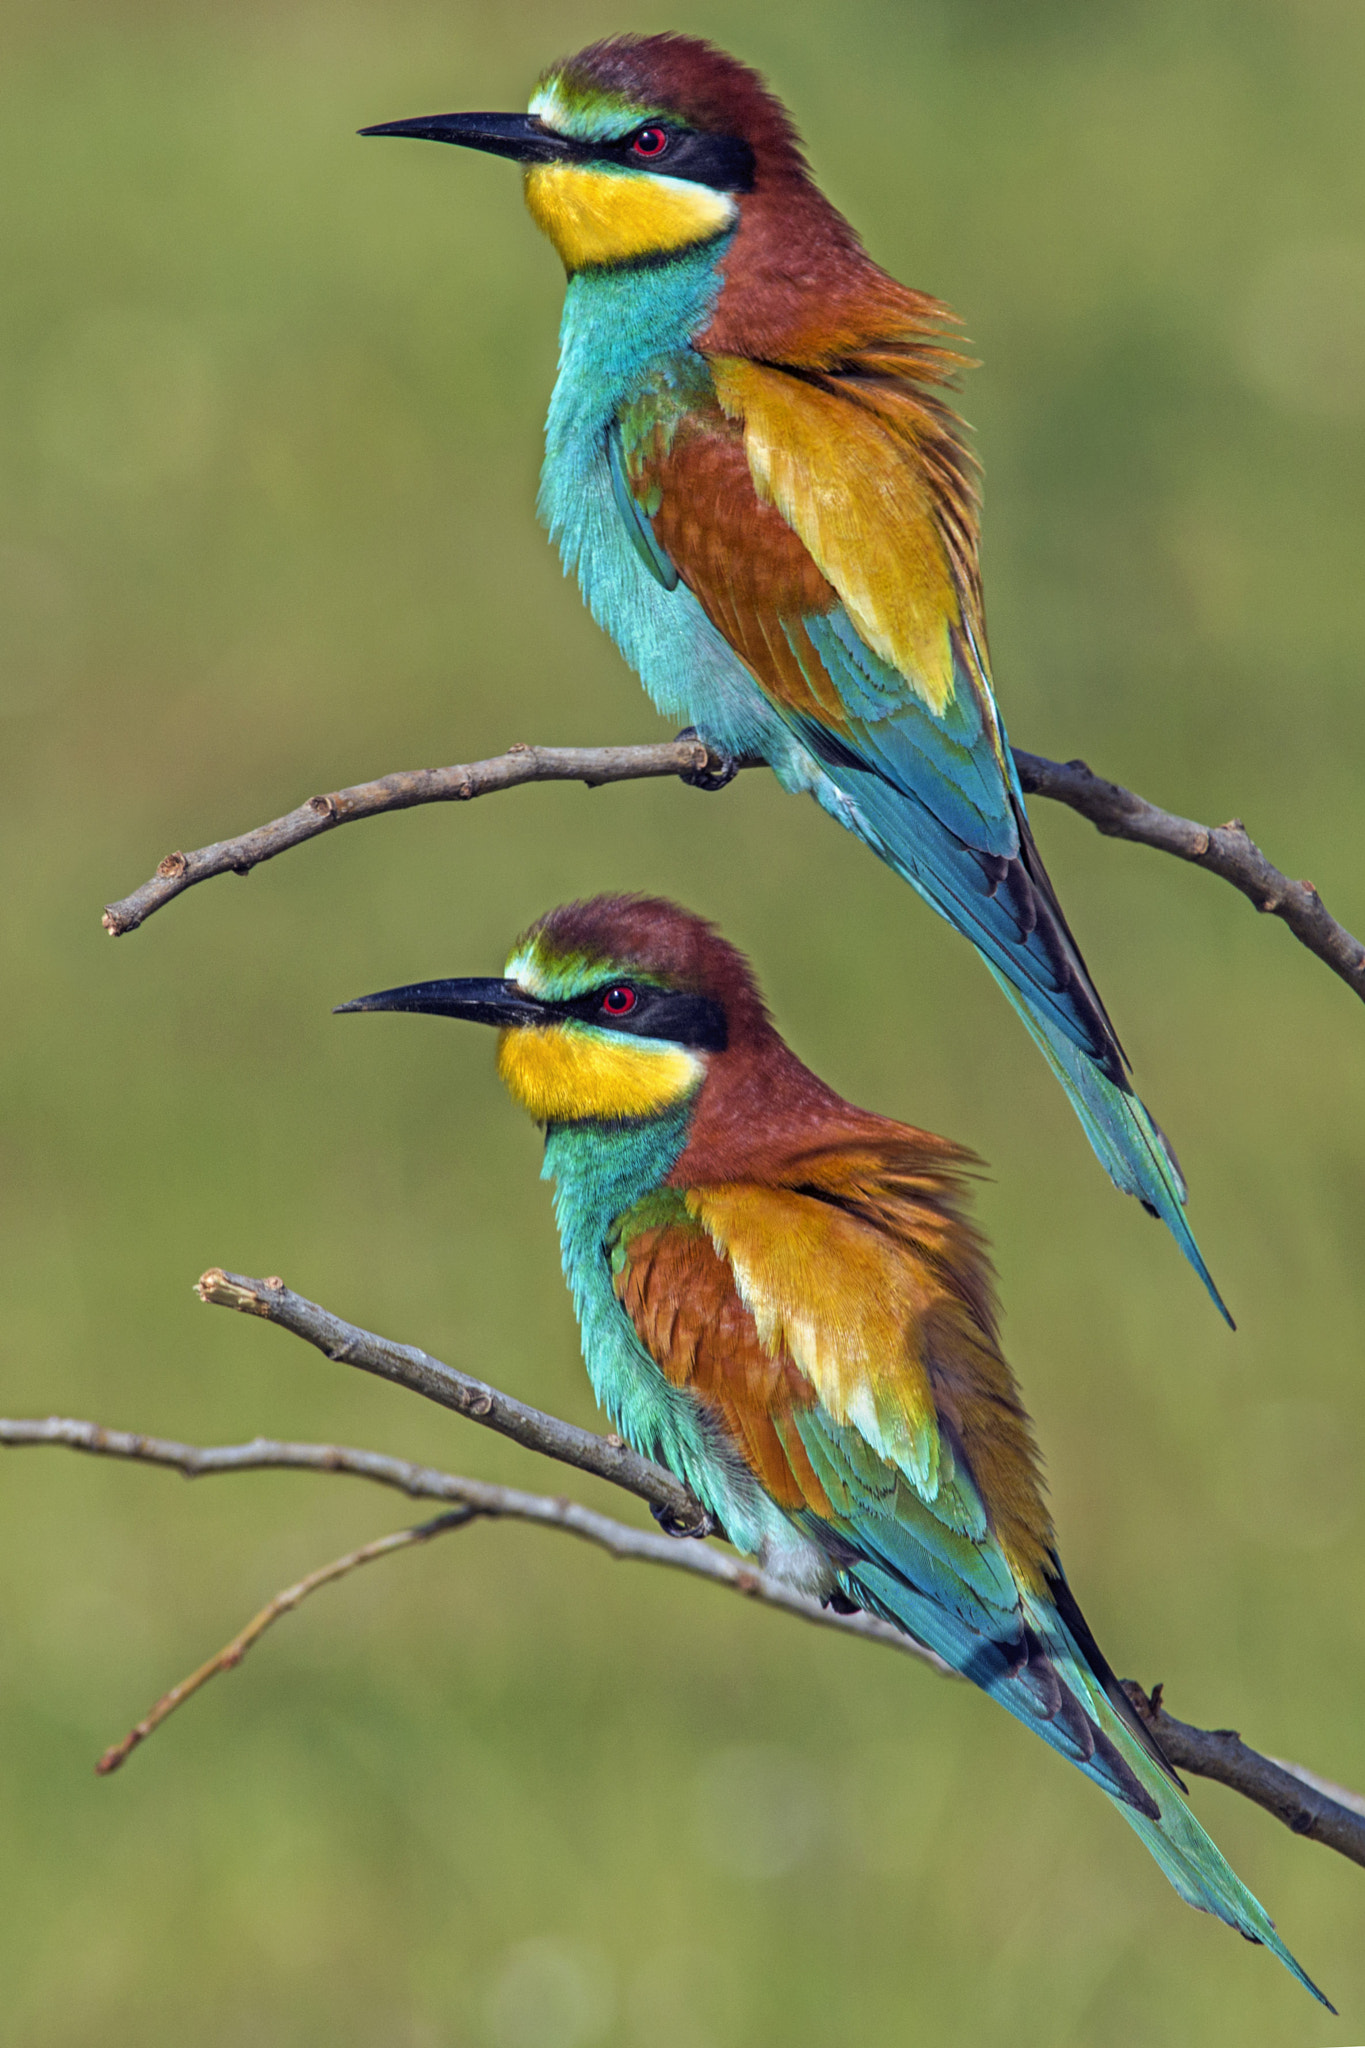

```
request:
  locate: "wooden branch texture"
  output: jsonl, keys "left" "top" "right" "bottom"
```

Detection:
{"left": 100, "top": 739, "right": 1365, "bottom": 1007}
{"left": 101, "top": 740, "right": 724, "bottom": 935}
{"left": 6, "top": 1274, "right": 1359, "bottom": 1868}
{"left": 1125, "top": 1684, "right": 1365, "bottom": 1869}
{"left": 1013, "top": 750, "right": 1365, "bottom": 1000}
{"left": 191, "top": 1267, "right": 711, "bottom": 1535}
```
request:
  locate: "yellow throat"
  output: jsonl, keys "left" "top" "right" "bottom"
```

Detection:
{"left": 523, "top": 162, "right": 737, "bottom": 272}
{"left": 496, "top": 1021, "right": 703, "bottom": 1124}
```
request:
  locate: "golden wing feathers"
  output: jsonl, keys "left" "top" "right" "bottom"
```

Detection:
{"left": 611, "top": 1137, "right": 1054, "bottom": 1586}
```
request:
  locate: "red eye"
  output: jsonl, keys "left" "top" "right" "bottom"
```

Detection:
{"left": 630, "top": 126, "right": 669, "bottom": 159}
{"left": 601, "top": 985, "right": 638, "bottom": 1016}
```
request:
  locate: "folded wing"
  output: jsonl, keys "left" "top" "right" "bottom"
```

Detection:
{"left": 615, "top": 357, "right": 1123, "bottom": 1074}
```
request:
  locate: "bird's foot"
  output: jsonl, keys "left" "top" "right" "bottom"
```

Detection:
{"left": 650, "top": 1499, "right": 718, "bottom": 1541}
{"left": 676, "top": 727, "right": 739, "bottom": 792}
{"left": 822, "top": 1588, "right": 862, "bottom": 1615}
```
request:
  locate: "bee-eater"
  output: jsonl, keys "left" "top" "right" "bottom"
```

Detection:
{"left": 362, "top": 35, "right": 1230, "bottom": 1323}
{"left": 339, "top": 895, "right": 1323, "bottom": 2003}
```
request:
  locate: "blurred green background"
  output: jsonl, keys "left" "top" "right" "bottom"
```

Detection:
{"left": 1, "top": 0, "right": 1363, "bottom": 2041}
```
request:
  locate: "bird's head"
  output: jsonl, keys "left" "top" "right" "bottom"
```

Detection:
{"left": 361, "top": 33, "right": 808, "bottom": 274}
{"left": 338, "top": 895, "right": 771, "bottom": 1128}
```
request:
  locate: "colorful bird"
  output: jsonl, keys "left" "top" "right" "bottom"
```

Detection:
{"left": 362, "top": 35, "right": 1230, "bottom": 1321}
{"left": 339, "top": 895, "right": 1323, "bottom": 2003}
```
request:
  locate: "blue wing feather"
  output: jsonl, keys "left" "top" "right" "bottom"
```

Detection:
{"left": 786, "top": 1408, "right": 1020, "bottom": 1630}
{"left": 794, "top": 609, "right": 1106, "bottom": 1055}
{"left": 606, "top": 421, "right": 678, "bottom": 590}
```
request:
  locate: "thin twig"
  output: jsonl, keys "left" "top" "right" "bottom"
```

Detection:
{"left": 4, "top": 1414, "right": 1363, "bottom": 1866}
{"left": 94, "top": 1509, "right": 474, "bottom": 1774}
{"left": 1013, "top": 750, "right": 1365, "bottom": 1002}
{"left": 0, "top": 1417, "right": 944, "bottom": 1776}
{"left": 100, "top": 738, "right": 1364, "bottom": 1004}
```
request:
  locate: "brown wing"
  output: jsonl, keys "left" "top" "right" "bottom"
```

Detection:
{"left": 612, "top": 1214, "right": 833, "bottom": 1516}
{"left": 643, "top": 411, "right": 847, "bottom": 724}
{"left": 748, "top": 1132, "right": 1055, "bottom": 1585}
{"left": 624, "top": 348, "right": 985, "bottom": 728}
{"left": 615, "top": 1131, "right": 1055, "bottom": 1588}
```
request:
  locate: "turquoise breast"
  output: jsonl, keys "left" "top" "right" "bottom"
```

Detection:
{"left": 541, "top": 1107, "right": 817, "bottom": 1569}
{"left": 536, "top": 244, "right": 816, "bottom": 775}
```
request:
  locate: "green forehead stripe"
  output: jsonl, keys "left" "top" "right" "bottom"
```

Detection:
{"left": 505, "top": 936, "right": 672, "bottom": 1003}
{"left": 530, "top": 72, "right": 669, "bottom": 142}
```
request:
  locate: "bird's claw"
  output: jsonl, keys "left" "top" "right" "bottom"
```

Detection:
{"left": 823, "top": 1587, "right": 862, "bottom": 1615}
{"left": 676, "top": 727, "right": 739, "bottom": 792}
{"left": 650, "top": 1499, "right": 717, "bottom": 1540}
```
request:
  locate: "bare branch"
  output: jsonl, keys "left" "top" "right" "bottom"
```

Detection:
{"left": 184, "top": 1273, "right": 1365, "bottom": 1862}
{"left": 95, "top": 1509, "right": 474, "bottom": 1774}
{"left": 193, "top": 1266, "right": 712, "bottom": 1535}
{"left": 101, "top": 741, "right": 1364, "bottom": 1005}
{"left": 4, "top": 1413, "right": 1362, "bottom": 1865}
{"left": 101, "top": 739, "right": 730, "bottom": 935}
{"left": 1013, "top": 751, "right": 1365, "bottom": 1003}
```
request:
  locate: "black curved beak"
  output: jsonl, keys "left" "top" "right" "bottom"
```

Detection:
{"left": 358, "top": 111, "right": 577, "bottom": 166}
{"left": 335, "top": 978, "right": 547, "bottom": 1027}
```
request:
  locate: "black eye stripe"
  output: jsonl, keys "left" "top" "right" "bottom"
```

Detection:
{"left": 557, "top": 984, "right": 728, "bottom": 1053}
{"left": 545, "top": 122, "right": 754, "bottom": 194}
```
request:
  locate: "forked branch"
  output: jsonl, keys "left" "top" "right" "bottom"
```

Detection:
{"left": 5, "top": 1271, "right": 1360, "bottom": 1869}
{"left": 0, "top": 1414, "right": 940, "bottom": 1773}
{"left": 100, "top": 741, "right": 1365, "bottom": 1006}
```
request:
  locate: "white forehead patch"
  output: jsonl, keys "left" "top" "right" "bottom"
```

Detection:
{"left": 503, "top": 942, "right": 547, "bottom": 996}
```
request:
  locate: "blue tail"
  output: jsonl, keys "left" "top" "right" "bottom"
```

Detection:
{"left": 988, "top": 967, "right": 1233, "bottom": 1327}
{"left": 849, "top": 1557, "right": 1330, "bottom": 2008}
{"left": 805, "top": 757, "right": 1232, "bottom": 1323}
{"left": 1016, "top": 1593, "right": 1333, "bottom": 2011}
